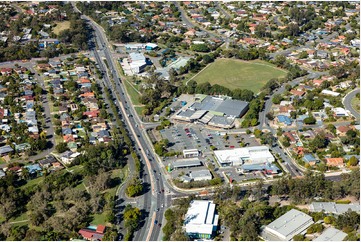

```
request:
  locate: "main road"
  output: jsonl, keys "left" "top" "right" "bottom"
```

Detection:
{"left": 72, "top": 3, "right": 192, "bottom": 241}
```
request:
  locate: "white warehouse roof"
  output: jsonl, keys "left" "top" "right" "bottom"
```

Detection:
{"left": 264, "top": 209, "right": 314, "bottom": 241}
{"left": 313, "top": 227, "right": 347, "bottom": 241}
{"left": 214, "top": 146, "right": 275, "bottom": 166}
{"left": 184, "top": 200, "right": 219, "bottom": 236}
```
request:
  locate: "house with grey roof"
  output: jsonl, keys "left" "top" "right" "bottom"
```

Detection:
{"left": 0, "top": 145, "right": 13, "bottom": 156}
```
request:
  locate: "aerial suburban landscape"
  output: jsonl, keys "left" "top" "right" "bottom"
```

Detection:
{"left": 0, "top": 1, "right": 359, "bottom": 241}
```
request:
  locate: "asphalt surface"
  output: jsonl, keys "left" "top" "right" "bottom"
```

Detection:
{"left": 343, "top": 88, "right": 360, "bottom": 121}
{"left": 72, "top": 4, "right": 186, "bottom": 240}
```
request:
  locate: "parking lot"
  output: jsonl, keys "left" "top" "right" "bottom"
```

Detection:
{"left": 221, "top": 167, "right": 265, "bottom": 183}
{"left": 160, "top": 123, "right": 260, "bottom": 155}
{"left": 158, "top": 123, "right": 268, "bottom": 183}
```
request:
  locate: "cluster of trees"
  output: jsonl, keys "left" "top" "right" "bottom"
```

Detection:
{"left": 162, "top": 197, "right": 193, "bottom": 241}
{"left": 241, "top": 98, "right": 264, "bottom": 128}
{"left": 190, "top": 43, "right": 210, "bottom": 52}
{"left": 222, "top": 47, "right": 269, "bottom": 61}
{"left": 271, "top": 170, "right": 360, "bottom": 203}
{"left": 123, "top": 205, "right": 142, "bottom": 240}
{"left": 271, "top": 55, "right": 308, "bottom": 81}
{"left": 154, "top": 139, "right": 170, "bottom": 156}
{"left": 0, "top": 156, "right": 119, "bottom": 240}
{"left": 125, "top": 177, "right": 143, "bottom": 197}
{"left": 180, "top": 81, "right": 254, "bottom": 102}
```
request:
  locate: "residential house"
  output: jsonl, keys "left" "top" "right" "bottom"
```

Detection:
{"left": 0, "top": 145, "right": 13, "bottom": 156}
{"left": 336, "top": 126, "right": 351, "bottom": 136}
{"left": 325, "top": 158, "right": 344, "bottom": 168}
{"left": 78, "top": 225, "right": 106, "bottom": 241}
{"left": 303, "top": 154, "right": 318, "bottom": 166}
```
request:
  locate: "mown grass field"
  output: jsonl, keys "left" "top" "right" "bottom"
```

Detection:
{"left": 351, "top": 96, "right": 360, "bottom": 113}
{"left": 193, "top": 59, "right": 287, "bottom": 93}
{"left": 53, "top": 21, "right": 71, "bottom": 35}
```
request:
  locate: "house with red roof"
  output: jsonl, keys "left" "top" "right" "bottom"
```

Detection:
{"left": 63, "top": 134, "right": 75, "bottom": 143}
{"left": 83, "top": 110, "right": 100, "bottom": 118}
{"left": 0, "top": 68, "right": 12, "bottom": 76}
{"left": 336, "top": 126, "right": 352, "bottom": 136}
{"left": 78, "top": 225, "right": 106, "bottom": 241}
{"left": 325, "top": 158, "right": 344, "bottom": 168}
{"left": 290, "top": 89, "right": 305, "bottom": 97}
{"left": 312, "top": 79, "right": 325, "bottom": 87}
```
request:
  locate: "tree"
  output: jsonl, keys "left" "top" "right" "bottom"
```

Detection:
{"left": 272, "top": 94, "right": 283, "bottom": 104}
{"left": 303, "top": 116, "right": 316, "bottom": 125}
{"left": 55, "top": 142, "right": 68, "bottom": 153}
{"left": 299, "top": 51, "right": 308, "bottom": 59}
{"left": 126, "top": 177, "right": 143, "bottom": 197}
{"left": 347, "top": 156, "right": 359, "bottom": 167}
{"left": 266, "top": 112, "right": 274, "bottom": 120}
{"left": 293, "top": 234, "right": 304, "bottom": 241}
{"left": 190, "top": 44, "right": 209, "bottom": 52}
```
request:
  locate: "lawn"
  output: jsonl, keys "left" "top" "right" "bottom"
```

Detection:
{"left": 193, "top": 59, "right": 287, "bottom": 93}
{"left": 53, "top": 21, "right": 71, "bottom": 35}
{"left": 134, "top": 106, "right": 145, "bottom": 116}
{"left": 21, "top": 176, "right": 44, "bottom": 190}
{"left": 351, "top": 96, "right": 360, "bottom": 113}
{"left": 123, "top": 80, "right": 141, "bottom": 105}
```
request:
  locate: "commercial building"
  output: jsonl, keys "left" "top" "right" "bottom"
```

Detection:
{"left": 241, "top": 162, "right": 280, "bottom": 175}
{"left": 214, "top": 146, "right": 275, "bottom": 167}
{"left": 310, "top": 202, "right": 360, "bottom": 215}
{"left": 172, "top": 95, "right": 249, "bottom": 129}
{"left": 183, "top": 149, "right": 200, "bottom": 158}
{"left": 313, "top": 227, "right": 347, "bottom": 241}
{"left": 128, "top": 52, "right": 147, "bottom": 74}
{"left": 171, "top": 158, "right": 202, "bottom": 169}
{"left": 184, "top": 200, "right": 219, "bottom": 239}
{"left": 190, "top": 169, "right": 212, "bottom": 181}
{"left": 262, "top": 209, "right": 314, "bottom": 241}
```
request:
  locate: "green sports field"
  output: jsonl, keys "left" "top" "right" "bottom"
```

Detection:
{"left": 193, "top": 59, "right": 287, "bottom": 93}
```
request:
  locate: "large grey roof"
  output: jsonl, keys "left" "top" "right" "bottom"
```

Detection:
{"left": 190, "top": 169, "right": 212, "bottom": 179}
{"left": 265, "top": 209, "right": 314, "bottom": 241}
{"left": 313, "top": 227, "right": 347, "bottom": 241}
{"left": 209, "top": 116, "right": 234, "bottom": 126}
{"left": 191, "top": 96, "right": 248, "bottom": 117}
{"left": 172, "top": 159, "right": 202, "bottom": 168}
{"left": 310, "top": 202, "right": 360, "bottom": 214}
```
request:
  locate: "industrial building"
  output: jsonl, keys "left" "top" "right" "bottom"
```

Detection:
{"left": 313, "top": 227, "right": 347, "bottom": 241}
{"left": 184, "top": 200, "right": 219, "bottom": 239}
{"left": 172, "top": 94, "right": 249, "bottom": 129}
{"left": 214, "top": 146, "right": 275, "bottom": 167}
{"left": 310, "top": 202, "right": 360, "bottom": 214}
{"left": 262, "top": 209, "right": 314, "bottom": 241}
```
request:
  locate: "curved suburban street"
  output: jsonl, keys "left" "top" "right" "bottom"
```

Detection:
{"left": 343, "top": 88, "right": 360, "bottom": 121}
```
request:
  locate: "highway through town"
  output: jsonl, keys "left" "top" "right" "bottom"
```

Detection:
{"left": 71, "top": 4, "right": 193, "bottom": 240}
